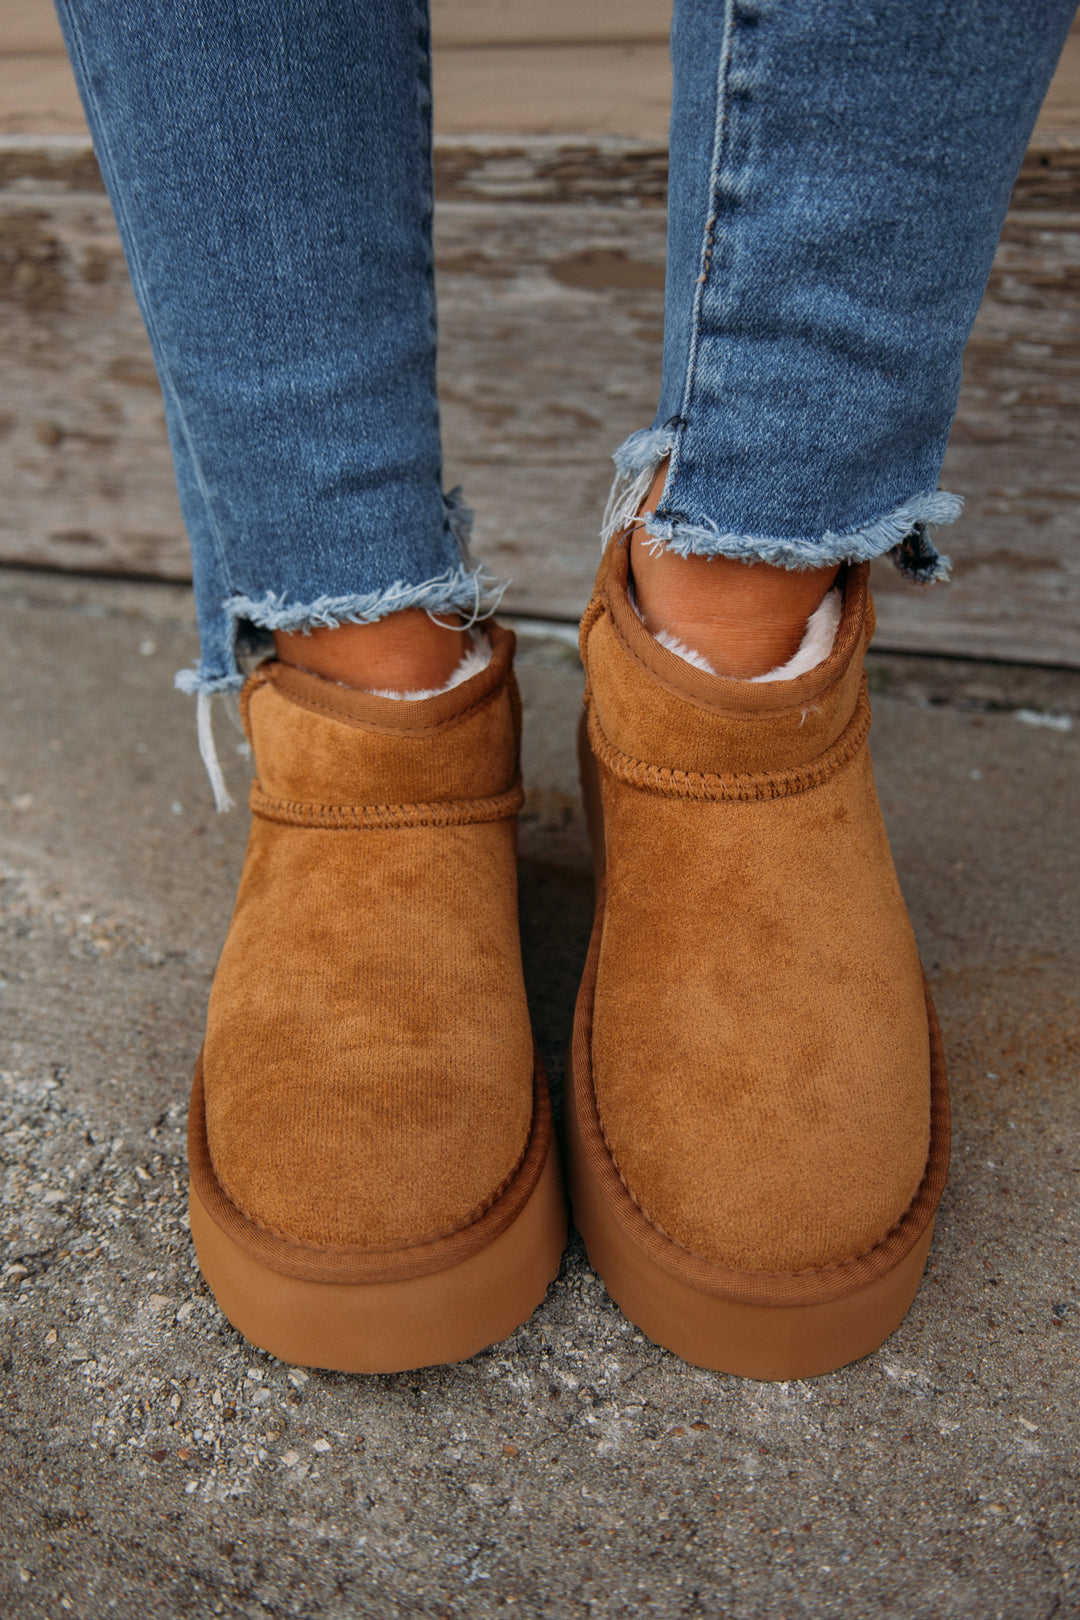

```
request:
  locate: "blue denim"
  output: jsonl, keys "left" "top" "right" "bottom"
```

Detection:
{"left": 55, "top": 0, "right": 1076, "bottom": 697}
{"left": 605, "top": 0, "right": 1077, "bottom": 582}
{"left": 54, "top": 0, "right": 496, "bottom": 697}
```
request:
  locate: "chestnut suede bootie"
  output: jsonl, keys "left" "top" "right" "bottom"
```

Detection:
{"left": 188, "top": 624, "right": 565, "bottom": 1371}
{"left": 568, "top": 545, "right": 949, "bottom": 1379}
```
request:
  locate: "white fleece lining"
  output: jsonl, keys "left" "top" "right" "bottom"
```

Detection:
{"left": 367, "top": 629, "right": 492, "bottom": 700}
{"left": 643, "top": 587, "right": 842, "bottom": 682}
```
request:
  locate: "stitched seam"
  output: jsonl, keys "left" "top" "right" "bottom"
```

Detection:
{"left": 588, "top": 683, "right": 871, "bottom": 801}
{"left": 578, "top": 589, "right": 607, "bottom": 669}
{"left": 207, "top": 1098, "right": 538, "bottom": 1259}
{"left": 267, "top": 667, "right": 507, "bottom": 739}
{"left": 665, "top": 0, "right": 738, "bottom": 488}
{"left": 239, "top": 664, "right": 272, "bottom": 740}
{"left": 597, "top": 1100, "right": 936, "bottom": 1281}
{"left": 249, "top": 779, "right": 524, "bottom": 829}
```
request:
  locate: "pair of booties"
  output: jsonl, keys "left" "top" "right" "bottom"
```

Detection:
{"left": 188, "top": 546, "right": 949, "bottom": 1379}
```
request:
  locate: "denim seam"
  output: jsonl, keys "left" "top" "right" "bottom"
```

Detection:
{"left": 411, "top": 0, "right": 451, "bottom": 564}
{"left": 54, "top": 3, "right": 233, "bottom": 615}
{"left": 599, "top": 2, "right": 957, "bottom": 584}
{"left": 667, "top": 0, "right": 739, "bottom": 497}
{"left": 597, "top": 0, "right": 738, "bottom": 550}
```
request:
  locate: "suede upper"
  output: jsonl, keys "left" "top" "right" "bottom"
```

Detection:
{"left": 202, "top": 625, "right": 536, "bottom": 1253}
{"left": 581, "top": 546, "right": 932, "bottom": 1275}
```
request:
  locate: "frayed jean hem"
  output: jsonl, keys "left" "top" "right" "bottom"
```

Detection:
{"left": 172, "top": 561, "right": 506, "bottom": 700}
{"left": 225, "top": 562, "right": 507, "bottom": 638}
{"left": 602, "top": 425, "right": 959, "bottom": 584}
{"left": 172, "top": 487, "right": 506, "bottom": 698}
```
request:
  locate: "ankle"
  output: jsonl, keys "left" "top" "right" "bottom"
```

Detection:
{"left": 627, "top": 461, "right": 839, "bottom": 680}
{"left": 273, "top": 609, "right": 468, "bottom": 692}
{"left": 631, "top": 541, "right": 840, "bottom": 680}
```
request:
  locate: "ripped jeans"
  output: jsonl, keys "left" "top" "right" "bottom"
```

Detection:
{"left": 55, "top": 0, "right": 1076, "bottom": 697}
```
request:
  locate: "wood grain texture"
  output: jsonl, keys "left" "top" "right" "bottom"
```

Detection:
{"left": 1, "top": 129, "right": 1078, "bottom": 664}
{"left": 0, "top": 188, "right": 192, "bottom": 577}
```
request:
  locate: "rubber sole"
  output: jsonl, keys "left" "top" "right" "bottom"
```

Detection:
{"left": 567, "top": 1069, "right": 937, "bottom": 1380}
{"left": 190, "top": 1139, "right": 565, "bottom": 1373}
{"left": 569, "top": 712, "right": 950, "bottom": 1380}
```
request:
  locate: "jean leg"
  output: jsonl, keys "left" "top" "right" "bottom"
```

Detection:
{"left": 606, "top": 0, "right": 1077, "bottom": 581}
{"left": 54, "top": 0, "right": 498, "bottom": 696}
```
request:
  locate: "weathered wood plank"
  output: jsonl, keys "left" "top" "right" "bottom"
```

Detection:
{"left": 7, "top": 127, "right": 1075, "bottom": 212}
{"left": 0, "top": 134, "right": 104, "bottom": 192}
{"left": 2, "top": 135, "right": 1078, "bottom": 664}
{"left": 0, "top": 54, "right": 85, "bottom": 137}
{"left": 435, "top": 135, "right": 669, "bottom": 206}
{"left": 0, "top": 190, "right": 193, "bottom": 577}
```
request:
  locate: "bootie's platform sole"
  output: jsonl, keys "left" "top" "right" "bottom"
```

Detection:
{"left": 569, "top": 719, "right": 950, "bottom": 1381}
{"left": 189, "top": 1059, "right": 566, "bottom": 1373}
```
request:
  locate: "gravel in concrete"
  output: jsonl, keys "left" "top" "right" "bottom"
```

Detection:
{"left": 1, "top": 569, "right": 1077, "bottom": 1619}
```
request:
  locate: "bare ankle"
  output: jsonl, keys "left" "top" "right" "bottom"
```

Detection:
{"left": 274, "top": 609, "right": 467, "bottom": 692}
{"left": 627, "top": 461, "right": 839, "bottom": 679}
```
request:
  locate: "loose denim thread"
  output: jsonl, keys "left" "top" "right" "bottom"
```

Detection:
{"left": 600, "top": 426, "right": 677, "bottom": 546}
{"left": 195, "top": 690, "right": 236, "bottom": 814}
{"left": 601, "top": 426, "right": 959, "bottom": 582}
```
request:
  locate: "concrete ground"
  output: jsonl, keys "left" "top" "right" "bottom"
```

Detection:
{"left": 1, "top": 566, "right": 1077, "bottom": 1620}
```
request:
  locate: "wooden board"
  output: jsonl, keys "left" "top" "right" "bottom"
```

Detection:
{"left": 440, "top": 182, "right": 1080, "bottom": 668}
